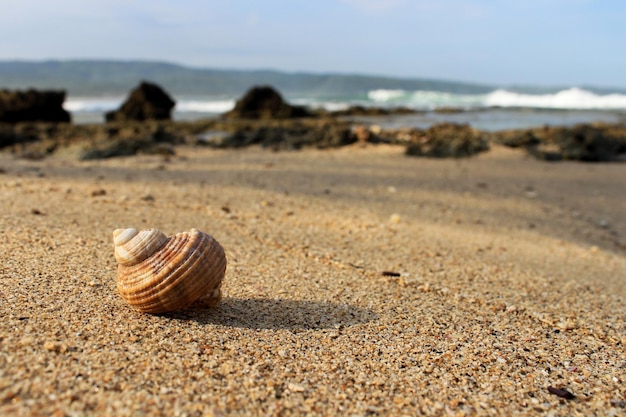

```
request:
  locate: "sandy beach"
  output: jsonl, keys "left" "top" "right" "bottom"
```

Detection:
{"left": 0, "top": 143, "right": 624, "bottom": 416}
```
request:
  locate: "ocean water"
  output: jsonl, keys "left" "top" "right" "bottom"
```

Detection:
{"left": 364, "top": 87, "right": 626, "bottom": 110}
{"left": 65, "top": 87, "right": 626, "bottom": 131}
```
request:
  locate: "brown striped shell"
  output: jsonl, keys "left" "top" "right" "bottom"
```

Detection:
{"left": 113, "top": 227, "right": 226, "bottom": 313}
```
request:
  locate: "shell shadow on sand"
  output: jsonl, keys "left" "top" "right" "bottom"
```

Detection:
{"left": 166, "top": 297, "right": 378, "bottom": 330}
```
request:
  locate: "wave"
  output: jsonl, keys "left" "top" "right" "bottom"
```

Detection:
{"left": 367, "top": 89, "right": 408, "bottom": 102}
{"left": 64, "top": 97, "right": 236, "bottom": 114}
{"left": 174, "top": 100, "right": 235, "bottom": 113}
{"left": 484, "top": 88, "right": 626, "bottom": 109}
{"left": 368, "top": 89, "right": 484, "bottom": 109}
{"left": 64, "top": 88, "right": 626, "bottom": 118}
{"left": 367, "top": 87, "right": 626, "bottom": 110}
{"left": 64, "top": 97, "right": 123, "bottom": 112}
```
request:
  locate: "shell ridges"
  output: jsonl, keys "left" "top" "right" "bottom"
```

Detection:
{"left": 114, "top": 228, "right": 168, "bottom": 266}
{"left": 113, "top": 228, "right": 138, "bottom": 246}
{"left": 113, "top": 227, "right": 226, "bottom": 313}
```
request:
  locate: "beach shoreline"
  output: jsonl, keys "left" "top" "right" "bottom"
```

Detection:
{"left": 1, "top": 144, "right": 624, "bottom": 415}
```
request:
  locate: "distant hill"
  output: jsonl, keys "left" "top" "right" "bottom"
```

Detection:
{"left": 0, "top": 60, "right": 496, "bottom": 97}
{"left": 1, "top": 60, "right": 624, "bottom": 98}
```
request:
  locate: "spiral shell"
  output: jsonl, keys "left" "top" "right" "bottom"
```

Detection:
{"left": 113, "top": 227, "right": 227, "bottom": 313}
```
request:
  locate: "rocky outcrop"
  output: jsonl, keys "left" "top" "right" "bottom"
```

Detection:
{"left": 0, "top": 121, "right": 184, "bottom": 159}
{"left": 0, "top": 122, "right": 49, "bottom": 149}
{"left": 327, "top": 105, "right": 416, "bottom": 117}
{"left": 405, "top": 123, "right": 489, "bottom": 158}
{"left": 0, "top": 89, "right": 70, "bottom": 123}
{"left": 224, "top": 86, "right": 310, "bottom": 119}
{"left": 492, "top": 123, "right": 626, "bottom": 161}
{"left": 4, "top": 116, "right": 624, "bottom": 162}
{"left": 214, "top": 123, "right": 356, "bottom": 150}
{"left": 105, "top": 81, "right": 175, "bottom": 122}
{"left": 79, "top": 124, "right": 181, "bottom": 160}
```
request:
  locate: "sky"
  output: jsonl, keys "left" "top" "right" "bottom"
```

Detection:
{"left": 1, "top": 0, "right": 625, "bottom": 88}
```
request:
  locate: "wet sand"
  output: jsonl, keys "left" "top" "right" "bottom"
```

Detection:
{"left": 1, "top": 144, "right": 624, "bottom": 416}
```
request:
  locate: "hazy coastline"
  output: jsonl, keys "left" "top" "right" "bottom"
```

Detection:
{"left": 3, "top": 60, "right": 625, "bottom": 130}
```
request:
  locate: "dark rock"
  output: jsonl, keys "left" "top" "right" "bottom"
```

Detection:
{"left": 370, "top": 127, "right": 425, "bottom": 145}
{"left": 326, "top": 105, "right": 417, "bottom": 117}
{"left": 491, "top": 130, "right": 540, "bottom": 148}
{"left": 0, "top": 89, "right": 70, "bottom": 124}
{"left": 433, "top": 107, "right": 465, "bottom": 114}
{"left": 0, "top": 124, "right": 19, "bottom": 148}
{"left": 216, "top": 123, "right": 356, "bottom": 150}
{"left": 405, "top": 123, "right": 489, "bottom": 158}
{"left": 105, "top": 81, "right": 175, "bottom": 122}
{"left": 0, "top": 123, "right": 49, "bottom": 149}
{"left": 495, "top": 123, "right": 626, "bottom": 162}
{"left": 224, "top": 86, "right": 311, "bottom": 119}
{"left": 79, "top": 138, "right": 176, "bottom": 160}
{"left": 80, "top": 123, "right": 182, "bottom": 160}
{"left": 0, "top": 119, "right": 191, "bottom": 158}
{"left": 79, "top": 137, "right": 152, "bottom": 160}
{"left": 538, "top": 124, "right": 626, "bottom": 162}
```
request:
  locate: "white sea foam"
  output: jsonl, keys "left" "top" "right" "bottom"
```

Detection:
{"left": 484, "top": 88, "right": 626, "bottom": 109}
{"left": 64, "top": 97, "right": 123, "bottom": 112}
{"left": 291, "top": 98, "right": 351, "bottom": 112}
{"left": 409, "top": 90, "right": 486, "bottom": 109}
{"left": 174, "top": 100, "right": 235, "bottom": 113}
{"left": 368, "top": 89, "right": 485, "bottom": 109}
{"left": 316, "top": 102, "right": 351, "bottom": 112}
{"left": 368, "top": 89, "right": 407, "bottom": 102}
{"left": 65, "top": 97, "right": 236, "bottom": 114}
{"left": 366, "top": 87, "right": 626, "bottom": 110}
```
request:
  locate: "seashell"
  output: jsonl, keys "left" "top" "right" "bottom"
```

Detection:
{"left": 113, "top": 227, "right": 226, "bottom": 313}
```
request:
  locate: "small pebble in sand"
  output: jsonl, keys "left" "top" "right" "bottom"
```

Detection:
{"left": 547, "top": 386, "right": 575, "bottom": 400}
{"left": 390, "top": 213, "right": 401, "bottom": 224}
{"left": 43, "top": 341, "right": 67, "bottom": 353}
{"left": 91, "top": 189, "right": 106, "bottom": 197}
{"left": 287, "top": 383, "right": 306, "bottom": 393}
